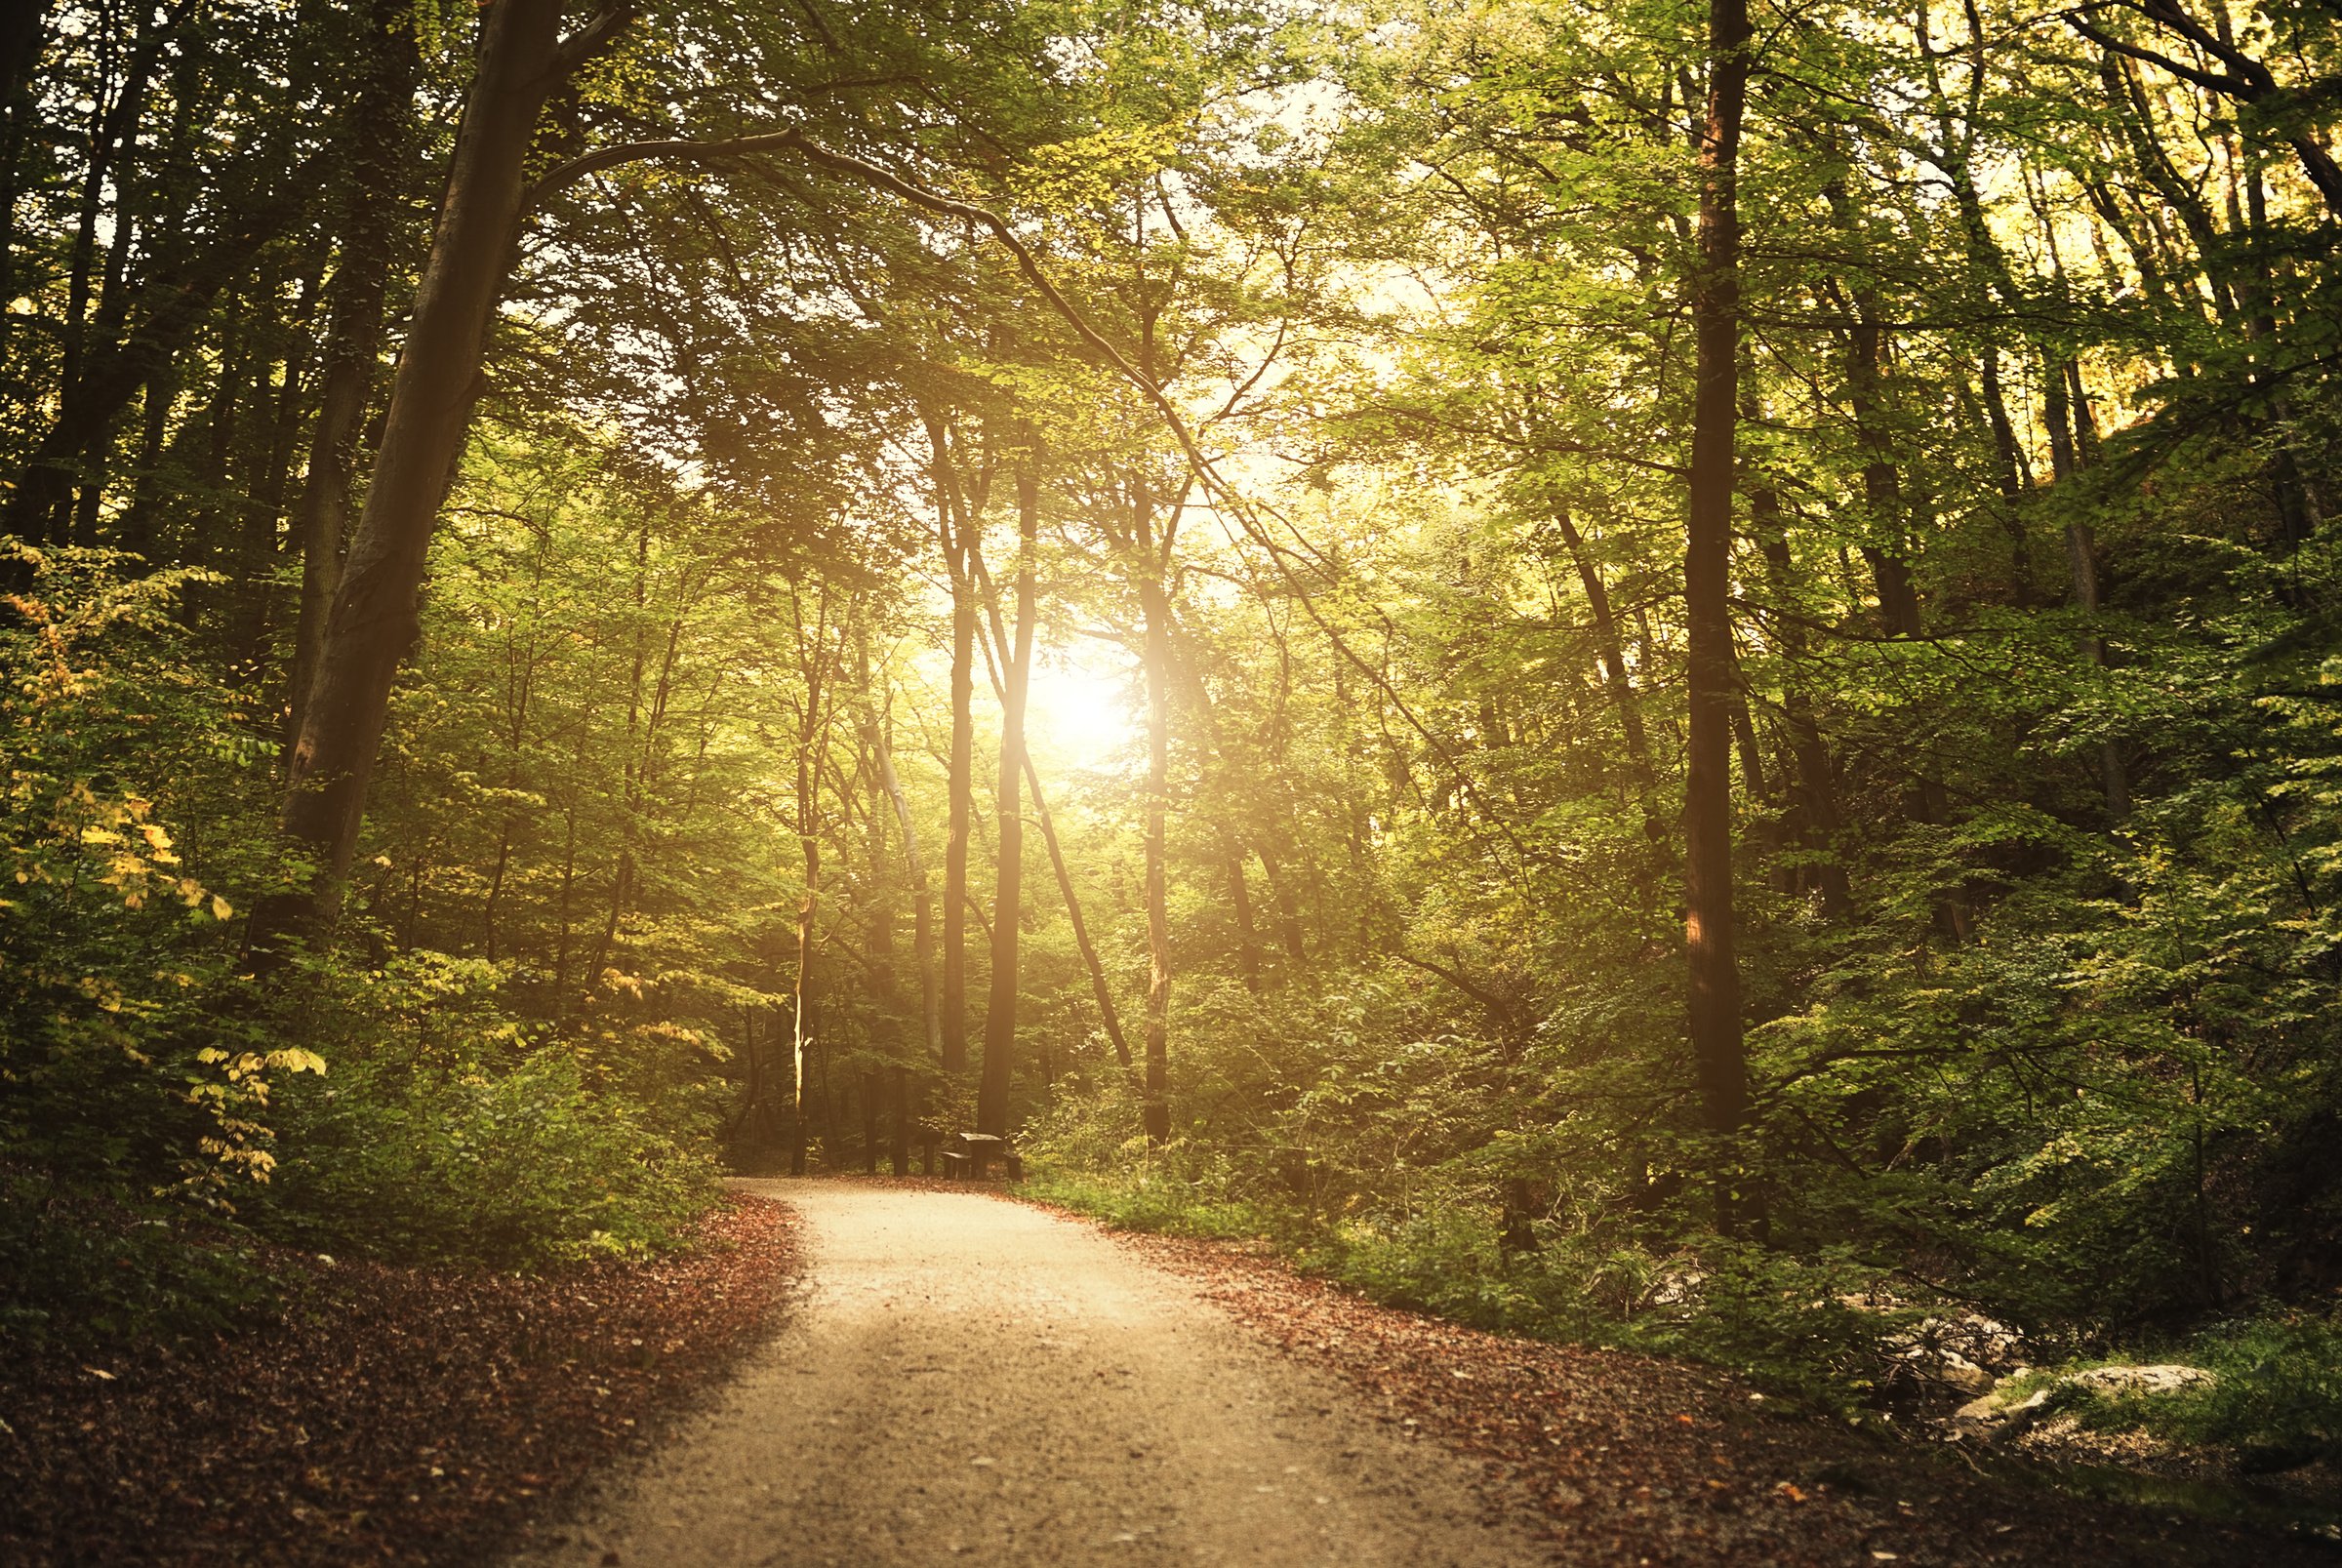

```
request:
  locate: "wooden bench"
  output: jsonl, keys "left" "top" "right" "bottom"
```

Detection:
{"left": 948, "top": 1132, "right": 1023, "bottom": 1181}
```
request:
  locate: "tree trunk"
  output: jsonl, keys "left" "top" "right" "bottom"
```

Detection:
{"left": 787, "top": 591, "right": 840, "bottom": 1177}
{"left": 1259, "top": 845, "right": 1307, "bottom": 965}
{"left": 1023, "top": 750, "right": 1135, "bottom": 1075}
{"left": 1753, "top": 490, "right": 1850, "bottom": 916}
{"left": 2065, "top": 515, "right": 2130, "bottom": 817}
{"left": 891, "top": 1065, "right": 910, "bottom": 1177}
{"left": 0, "top": 2, "right": 54, "bottom": 369}
{"left": 865, "top": 693, "right": 942, "bottom": 1064}
{"left": 789, "top": 826, "right": 819, "bottom": 1177}
{"left": 2042, "top": 355, "right": 2131, "bottom": 817}
{"left": 1224, "top": 839, "right": 1263, "bottom": 993}
{"left": 1138, "top": 528, "right": 1174, "bottom": 1146}
{"left": 287, "top": 0, "right": 420, "bottom": 744}
{"left": 253, "top": 0, "right": 581, "bottom": 952}
{"left": 1552, "top": 508, "right": 1657, "bottom": 797}
{"left": 6, "top": 131, "right": 326, "bottom": 543}
{"left": 1684, "top": 0, "right": 1757, "bottom": 1233}
{"left": 977, "top": 452, "right": 1037, "bottom": 1138}
{"left": 936, "top": 428, "right": 975, "bottom": 1077}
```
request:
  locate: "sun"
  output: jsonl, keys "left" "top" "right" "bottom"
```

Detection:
{"left": 1024, "top": 647, "right": 1143, "bottom": 775}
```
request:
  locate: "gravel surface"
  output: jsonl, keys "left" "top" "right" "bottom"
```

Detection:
{"left": 505, "top": 1179, "right": 1556, "bottom": 1567}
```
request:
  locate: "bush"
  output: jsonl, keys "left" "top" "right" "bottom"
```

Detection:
{"left": 2059, "top": 1313, "right": 2342, "bottom": 1470}
{"left": 0, "top": 550, "right": 721, "bottom": 1341}
{"left": 257, "top": 952, "right": 719, "bottom": 1266}
{"left": 0, "top": 1178, "right": 275, "bottom": 1346}
{"left": 0, "top": 546, "right": 290, "bottom": 1208}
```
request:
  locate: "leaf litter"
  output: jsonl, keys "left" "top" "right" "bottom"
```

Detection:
{"left": 1078, "top": 1220, "right": 2336, "bottom": 1567}
{"left": 0, "top": 1193, "right": 799, "bottom": 1566}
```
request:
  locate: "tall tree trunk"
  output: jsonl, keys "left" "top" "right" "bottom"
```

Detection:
{"left": 865, "top": 693, "right": 942, "bottom": 1064}
{"left": 1552, "top": 508, "right": 1657, "bottom": 799}
{"left": 2065, "top": 512, "right": 2130, "bottom": 818}
{"left": 789, "top": 805, "right": 820, "bottom": 1178}
{"left": 226, "top": 263, "right": 323, "bottom": 662}
{"left": 959, "top": 495, "right": 1139, "bottom": 1084}
{"left": 5, "top": 101, "right": 326, "bottom": 543}
{"left": 1259, "top": 844, "right": 1307, "bottom": 964}
{"left": 0, "top": 2, "right": 54, "bottom": 369}
{"left": 1976, "top": 350, "right": 2036, "bottom": 601}
{"left": 891, "top": 1065, "right": 910, "bottom": 1177}
{"left": 1224, "top": 839, "right": 1263, "bottom": 993}
{"left": 787, "top": 591, "right": 839, "bottom": 1177}
{"left": 977, "top": 452, "right": 1037, "bottom": 1138}
{"left": 116, "top": 363, "right": 177, "bottom": 562}
{"left": 1024, "top": 749, "right": 1136, "bottom": 1075}
{"left": 1753, "top": 489, "right": 1850, "bottom": 916}
{"left": 252, "top": 0, "right": 599, "bottom": 953}
{"left": 1684, "top": 0, "right": 1757, "bottom": 1232}
{"left": 2041, "top": 354, "right": 2132, "bottom": 817}
{"left": 935, "top": 427, "right": 975, "bottom": 1077}
{"left": 1137, "top": 523, "right": 1173, "bottom": 1146}
{"left": 287, "top": 0, "right": 420, "bottom": 744}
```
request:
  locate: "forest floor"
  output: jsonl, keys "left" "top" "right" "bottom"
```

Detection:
{"left": 0, "top": 1193, "right": 800, "bottom": 1566}
{"left": 10, "top": 1180, "right": 2334, "bottom": 1566}
{"left": 512, "top": 1179, "right": 2334, "bottom": 1568}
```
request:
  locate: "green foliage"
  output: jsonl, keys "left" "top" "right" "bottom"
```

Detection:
{"left": 2056, "top": 1314, "right": 2342, "bottom": 1470}
{"left": 0, "top": 1179, "right": 275, "bottom": 1347}
{"left": 0, "top": 545, "right": 289, "bottom": 1203}
{"left": 262, "top": 1046, "right": 715, "bottom": 1267}
{"left": 0, "top": 547, "right": 723, "bottom": 1335}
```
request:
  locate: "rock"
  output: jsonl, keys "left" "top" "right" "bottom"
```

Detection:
{"left": 2065, "top": 1364, "right": 2215, "bottom": 1399}
{"left": 1945, "top": 1363, "right": 2215, "bottom": 1442}
{"left": 1932, "top": 1350, "right": 1996, "bottom": 1396}
{"left": 1877, "top": 1307, "right": 2028, "bottom": 1394}
{"left": 1649, "top": 1267, "right": 1706, "bottom": 1307}
{"left": 1954, "top": 1385, "right": 2051, "bottom": 1435}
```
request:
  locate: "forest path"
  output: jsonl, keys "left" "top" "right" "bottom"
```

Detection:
{"left": 506, "top": 1180, "right": 1555, "bottom": 1567}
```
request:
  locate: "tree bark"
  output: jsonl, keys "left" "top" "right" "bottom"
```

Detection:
{"left": 960, "top": 504, "right": 1138, "bottom": 1083}
{"left": 933, "top": 421, "right": 976, "bottom": 1077}
{"left": 1137, "top": 509, "right": 1174, "bottom": 1146}
{"left": 1024, "top": 750, "right": 1136, "bottom": 1076}
{"left": 1753, "top": 489, "right": 1850, "bottom": 916}
{"left": 1552, "top": 508, "right": 1657, "bottom": 798}
{"left": 1224, "top": 839, "right": 1262, "bottom": 992}
{"left": 789, "top": 784, "right": 821, "bottom": 1178}
{"left": 253, "top": 0, "right": 589, "bottom": 953}
{"left": 1684, "top": 0, "right": 1757, "bottom": 1232}
{"left": 977, "top": 451, "right": 1037, "bottom": 1138}
{"left": 6, "top": 126, "right": 326, "bottom": 543}
{"left": 787, "top": 590, "right": 841, "bottom": 1177}
{"left": 287, "top": 0, "right": 421, "bottom": 744}
{"left": 2041, "top": 355, "right": 2131, "bottom": 817}
{"left": 865, "top": 694, "right": 942, "bottom": 1064}
{"left": 0, "top": 1, "right": 53, "bottom": 368}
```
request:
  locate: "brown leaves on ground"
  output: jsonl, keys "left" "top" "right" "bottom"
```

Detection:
{"left": 0, "top": 1193, "right": 799, "bottom": 1566}
{"left": 1092, "top": 1226, "right": 2331, "bottom": 1568}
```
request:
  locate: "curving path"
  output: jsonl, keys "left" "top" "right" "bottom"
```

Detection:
{"left": 507, "top": 1180, "right": 1556, "bottom": 1568}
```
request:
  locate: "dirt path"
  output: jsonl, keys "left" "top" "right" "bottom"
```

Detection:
{"left": 507, "top": 1180, "right": 1555, "bottom": 1567}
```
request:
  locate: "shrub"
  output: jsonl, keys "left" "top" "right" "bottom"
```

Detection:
{"left": 257, "top": 952, "right": 719, "bottom": 1266}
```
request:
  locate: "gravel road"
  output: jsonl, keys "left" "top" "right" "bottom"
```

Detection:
{"left": 507, "top": 1180, "right": 1555, "bottom": 1567}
